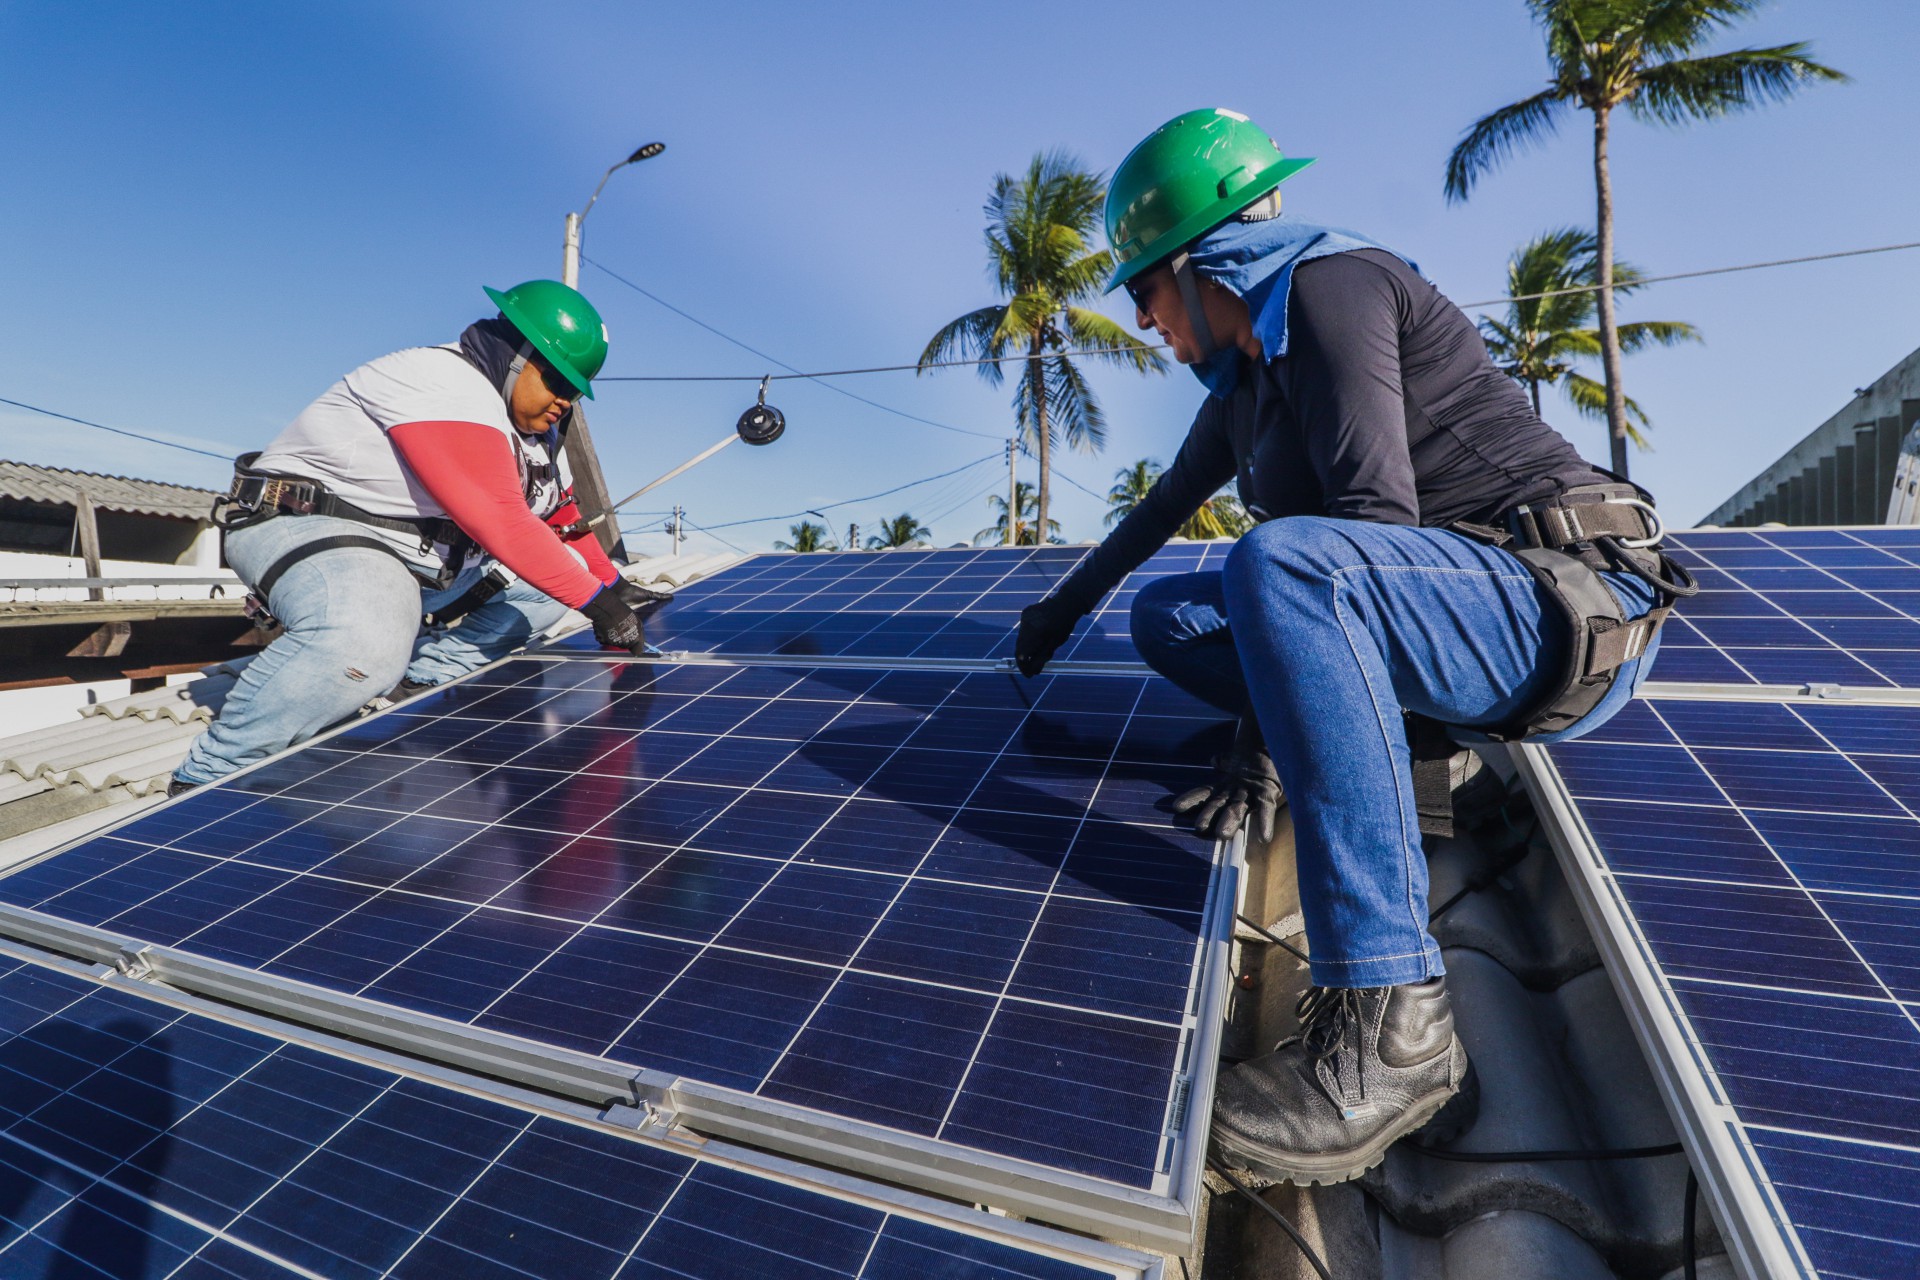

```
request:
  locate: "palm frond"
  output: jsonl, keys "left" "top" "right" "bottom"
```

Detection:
{"left": 1565, "top": 372, "right": 1653, "bottom": 447}
{"left": 1629, "top": 45, "right": 1848, "bottom": 124}
{"left": 1614, "top": 319, "right": 1702, "bottom": 351}
{"left": 917, "top": 306, "right": 1010, "bottom": 387}
{"left": 1445, "top": 88, "right": 1570, "bottom": 201}
{"left": 1062, "top": 308, "right": 1169, "bottom": 374}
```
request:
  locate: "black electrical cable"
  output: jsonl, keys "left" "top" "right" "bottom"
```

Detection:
{"left": 1206, "top": 1159, "right": 1334, "bottom": 1280}
{"left": 1236, "top": 911, "right": 1311, "bottom": 965}
{"left": 585, "top": 258, "right": 1003, "bottom": 440}
{"left": 0, "top": 395, "right": 232, "bottom": 462}
{"left": 1684, "top": 1170, "right": 1699, "bottom": 1280}
{"left": 698, "top": 452, "right": 1001, "bottom": 530}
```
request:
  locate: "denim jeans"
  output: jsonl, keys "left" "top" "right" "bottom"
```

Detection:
{"left": 408, "top": 565, "right": 572, "bottom": 687}
{"left": 176, "top": 521, "right": 574, "bottom": 785}
{"left": 1132, "top": 517, "right": 1658, "bottom": 988}
{"left": 175, "top": 514, "right": 425, "bottom": 785}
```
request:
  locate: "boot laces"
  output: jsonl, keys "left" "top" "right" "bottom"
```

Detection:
{"left": 1296, "top": 986, "right": 1364, "bottom": 1066}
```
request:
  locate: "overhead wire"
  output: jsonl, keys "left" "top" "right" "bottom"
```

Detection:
{"left": 697, "top": 451, "right": 1003, "bottom": 530}
{"left": 0, "top": 395, "right": 233, "bottom": 462}
{"left": 585, "top": 257, "right": 1002, "bottom": 440}
{"left": 590, "top": 236, "right": 1920, "bottom": 384}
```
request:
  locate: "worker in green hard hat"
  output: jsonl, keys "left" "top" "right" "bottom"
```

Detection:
{"left": 171, "top": 279, "right": 662, "bottom": 792}
{"left": 1012, "top": 109, "right": 1693, "bottom": 1184}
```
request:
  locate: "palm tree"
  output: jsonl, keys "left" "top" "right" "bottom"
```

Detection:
{"left": 976, "top": 482, "right": 1060, "bottom": 547}
{"left": 919, "top": 151, "right": 1168, "bottom": 540}
{"left": 1105, "top": 458, "right": 1161, "bottom": 527}
{"left": 1479, "top": 228, "right": 1700, "bottom": 449}
{"left": 866, "top": 512, "right": 932, "bottom": 549}
{"left": 1444, "top": 0, "right": 1844, "bottom": 477}
{"left": 1106, "top": 457, "right": 1254, "bottom": 538}
{"left": 1180, "top": 494, "right": 1254, "bottom": 541}
{"left": 774, "top": 521, "right": 838, "bottom": 553}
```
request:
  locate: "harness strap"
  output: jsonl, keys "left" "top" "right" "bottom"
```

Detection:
{"left": 253, "top": 533, "right": 413, "bottom": 602}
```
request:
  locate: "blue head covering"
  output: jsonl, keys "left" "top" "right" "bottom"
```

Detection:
{"left": 1178, "top": 214, "right": 1415, "bottom": 397}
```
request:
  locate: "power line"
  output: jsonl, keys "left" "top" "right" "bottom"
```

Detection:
{"left": 591, "top": 237, "right": 1920, "bottom": 381}
{"left": 1456, "top": 237, "right": 1920, "bottom": 309}
{"left": 700, "top": 451, "right": 1002, "bottom": 530}
{"left": 676, "top": 514, "right": 752, "bottom": 555}
{"left": 0, "top": 396, "right": 233, "bottom": 462}
{"left": 585, "top": 257, "right": 1001, "bottom": 440}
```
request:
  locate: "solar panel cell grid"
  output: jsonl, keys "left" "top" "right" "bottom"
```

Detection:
{"left": 0, "top": 657, "right": 1231, "bottom": 1191}
{"left": 0, "top": 956, "right": 1131, "bottom": 1279}
{"left": 549, "top": 542, "right": 1235, "bottom": 664}
{"left": 1650, "top": 529, "right": 1920, "bottom": 689}
{"left": 1548, "top": 696, "right": 1920, "bottom": 1277}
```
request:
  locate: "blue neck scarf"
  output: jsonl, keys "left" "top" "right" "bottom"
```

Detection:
{"left": 1181, "top": 214, "right": 1414, "bottom": 397}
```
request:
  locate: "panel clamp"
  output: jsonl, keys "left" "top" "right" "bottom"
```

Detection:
{"left": 1800, "top": 683, "right": 1852, "bottom": 700}
{"left": 115, "top": 946, "right": 157, "bottom": 982}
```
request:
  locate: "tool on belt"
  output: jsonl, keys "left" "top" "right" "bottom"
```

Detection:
{"left": 1410, "top": 478, "right": 1697, "bottom": 837}
{"left": 213, "top": 452, "right": 476, "bottom": 626}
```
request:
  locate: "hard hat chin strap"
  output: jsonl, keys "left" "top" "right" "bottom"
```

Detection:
{"left": 500, "top": 343, "right": 534, "bottom": 405}
{"left": 1169, "top": 251, "right": 1220, "bottom": 362}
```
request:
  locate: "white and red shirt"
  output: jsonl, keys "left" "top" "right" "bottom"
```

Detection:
{"left": 253, "top": 345, "right": 614, "bottom": 607}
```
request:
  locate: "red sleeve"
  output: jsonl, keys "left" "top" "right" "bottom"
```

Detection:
{"left": 546, "top": 496, "right": 620, "bottom": 585}
{"left": 388, "top": 420, "right": 605, "bottom": 609}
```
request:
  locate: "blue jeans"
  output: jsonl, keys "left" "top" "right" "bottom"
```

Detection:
{"left": 177, "top": 519, "right": 572, "bottom": 785}
{"left": 1132, "top": 518, "right": 1658, "bottom": 988}
{"left": 410, "top": 565, "right": 572, "bottom": 687}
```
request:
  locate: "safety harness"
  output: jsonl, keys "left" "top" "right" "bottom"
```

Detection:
{"left": 1409, "top": 478, "right": 1697, "bottom": 836}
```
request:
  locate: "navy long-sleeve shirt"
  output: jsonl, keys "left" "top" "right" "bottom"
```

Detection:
{"left": 1054, "top": 249, "right": 1606, "bottom": 610}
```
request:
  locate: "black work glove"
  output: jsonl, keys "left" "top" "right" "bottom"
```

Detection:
{"left": 1015, "top": 596, "right": 1087, "bottom": 677}
{"left": 1172, "top": 716, "right": 1284, "bottom": 844}
{"left": 581, "top": 587, "right": 647, "bottom": 654}
{"left": 614, "top": 578, "right": 674, "bottom": 611}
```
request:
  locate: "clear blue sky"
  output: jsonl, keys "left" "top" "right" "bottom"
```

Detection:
{"left": 1, "top": 1, "right": 1912, "bottom": 557}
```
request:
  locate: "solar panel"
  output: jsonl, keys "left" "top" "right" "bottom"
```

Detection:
{"left": 548, "top": 543, "right": 1235, "bottom": 666}
{"left": 0, "top": 945, "right": 1156, "bottom": 1279}
{"left": 1527, "top": 694, "right": 1920, "bottom": 1278}
{"left": 1652, "top": 528, "right": 1920, "bottom": 690}
{"left": 0, "top": 656, "right": 1234, "bottom": 1243}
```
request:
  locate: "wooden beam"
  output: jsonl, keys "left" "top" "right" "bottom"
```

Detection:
{"left": 72, "top": 491, "right": 105, "bottom": 602}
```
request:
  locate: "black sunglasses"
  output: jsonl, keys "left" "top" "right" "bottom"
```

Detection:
{"left": 532, "top": 357, "right": 579, "bottom": 400}
{"left": 1123, "top": 277, "right": 1152, "bottom": 309}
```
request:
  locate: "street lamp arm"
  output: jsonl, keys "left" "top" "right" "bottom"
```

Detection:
{"left": 578, "top": 142, "right": 666, "bottom": 225}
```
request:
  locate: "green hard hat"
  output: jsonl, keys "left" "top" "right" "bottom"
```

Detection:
{"left": 483, "top": 279, "right": 609, "bottom": 399}
{"left": 1104, "top": 108, "right": 1316, "bottom": 293}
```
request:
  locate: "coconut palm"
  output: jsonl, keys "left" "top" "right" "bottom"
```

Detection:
{"left": 976, "top": 482, "right": 1060, "bottom": 547}
{"left": 1444, "top": 0, "right": 1844, "bottom": 477}
{"left": 1105, "top": 459, "right": 1161, "bottom": 527}
{"left": 1181, "top": 494, "right": 1254, "bottom": 541}
{"left": 919, "top": 150, "right": 1168, "bottom": 541}
{"left": 866, "top": 513, "right": 932, "bottom": 549}
{"left": 1479, "top": 228, "right": 1700, "bottom": 448}
{"left": 1105, "top": 457, "right": 1253, "bottom": 539}
{"left": 773, "top": 521, "right": 838, "bottom": 553}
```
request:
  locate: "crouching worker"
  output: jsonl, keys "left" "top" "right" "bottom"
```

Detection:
{"left": 170, "top": 280, "right": 651, "bottom": 794}
{"left": 1013, "top": 110, "right": 1694, "bottom": 1183}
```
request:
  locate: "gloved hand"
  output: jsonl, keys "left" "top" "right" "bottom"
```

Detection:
{"left": 1015, "top": 596, "right": 1087, "bottom": 677}
{"left": 614, "top": 578, "right": 674, "bottom": 610}
{"left": 581, "top": 586, "right": 647, "bottom": 654}
{"left": 1172, "top": 716, "right": 1284, "bottom": 843}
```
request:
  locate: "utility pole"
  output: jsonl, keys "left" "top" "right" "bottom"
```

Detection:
{"left": 847, "top": 522, "right": 859, "bottom": 552}
{"left": 558, "top": 142, "right": 666, "bottom": 568}
{"left": 670, "top": 505, "right": 684, "bottom": 558}
{"left": 1005, "top": 438, "right": 1018, "bottom": 547}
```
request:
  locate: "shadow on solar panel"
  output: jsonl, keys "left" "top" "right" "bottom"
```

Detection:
{"left": 0, "top": 652, "right": 1238, "bottom": 1250}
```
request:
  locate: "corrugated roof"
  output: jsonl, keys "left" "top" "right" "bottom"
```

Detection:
{"left": 0, "top": 458, "right": 220, "bottom": 521}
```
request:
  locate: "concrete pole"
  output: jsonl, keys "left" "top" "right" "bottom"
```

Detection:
{"left": 671, "top": 505, "right": 684, "bottom": 557}
{"left": 1006, "top": 439, "right": 1017, "bottom": 547}
{"left": 557, "top": 207, "right": 627, "bottom": 563}
{"left": 562, "top": 212, "right": 583, "bottom": 290}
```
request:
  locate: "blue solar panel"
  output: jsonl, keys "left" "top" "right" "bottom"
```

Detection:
{"left": 548, "top": 543, "right": 1236, "bottom": 665}
{"left": 1546, "top": 696, "right": 1920, "bottom": 1277}
{"left": 1651, "top": 529, "right": 1920, "bottom": 689}
{"left": 0, "top": 657, "right": 1232, "bottom": 1195}
{"left": 0, "top": 949, "right": 1145, "bottom": 1279}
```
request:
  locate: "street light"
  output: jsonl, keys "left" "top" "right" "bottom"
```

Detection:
{"left": 561, "top": 142, "right": 665, "bottom": 288}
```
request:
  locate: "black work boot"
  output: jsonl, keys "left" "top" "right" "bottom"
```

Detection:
{"left": 386, "top": 677, "right": 436, "bottom": 702}
{"left": 1211, "top": 977, "right": 1474, "bottom": 1185}
{"left": 165, "top": 775, "right": 201, "bottom": 798}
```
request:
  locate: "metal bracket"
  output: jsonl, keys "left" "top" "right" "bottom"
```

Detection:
{"left": 1801, "top": 683, "right": 1851, "bottom": 700}
{"left": 115, "top": 945, "right": 156, "bottom": 981}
